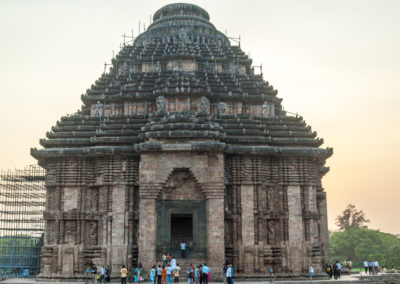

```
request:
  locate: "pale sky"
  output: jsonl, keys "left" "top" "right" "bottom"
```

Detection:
{"left": 0, "top": 0, "right": 399, "bottom": 234}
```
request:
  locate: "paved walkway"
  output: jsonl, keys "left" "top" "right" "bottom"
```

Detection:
{"left": 2, "top": 274, "right": 400, "bottom": 283}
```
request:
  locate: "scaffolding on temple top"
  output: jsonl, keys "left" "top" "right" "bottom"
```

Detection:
{"left": 0, "top": 165, "right": 45, "bottom": 278}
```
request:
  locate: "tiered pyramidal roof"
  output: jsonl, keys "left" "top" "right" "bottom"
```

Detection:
{"left": 32, "top": 3, "right": 332, "bottom": 163}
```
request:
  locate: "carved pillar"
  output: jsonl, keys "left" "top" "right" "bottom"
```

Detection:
{"left": 110, "top": 181, "right": 128, "bottom": 272}
{"left": 240, "top": 184, "right": 255, "bottom": 273}
{"left": 203, "top": 182, "right": 225, "bottom": 273}
{"left": 138, "top": 184, "right": 161, "bottom": 273}
{"left": 318, "top": 191, "right": 329, "bottom": 266}
{"left": 287, "top": 184, "right": 304, "bottom": 274}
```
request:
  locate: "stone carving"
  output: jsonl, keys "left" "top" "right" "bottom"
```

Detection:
{"left": 200, "top": 96, "right": 209, "bottom": 114}
{"left": 262, "top": 101, "right": 271, "bottom": 117}
{"left": 267, "top": 190, "right": 273, "bottom": 211}
{"left": 267, "top": 220, "right": 275, "bottom": 245}
{"left": 156, "top": 96, "right": 166, "bottom": 113}
{"left": 218, "top": 102, "right": 227, "bottom": 115}
{"left": 95, "top": 101, "right": 104, "bottom": 117}
{"left": 178, "top": 27, "right": 187, "bottom": 41}
{"left": 89, "top": 221, "right": 98, "bottom": 246}
{"left": 64, "top": 220, "right": 76, "bottom": 244}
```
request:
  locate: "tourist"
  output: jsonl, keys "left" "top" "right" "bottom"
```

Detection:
{"left": 199, "top": 265, "right": 203, "bottom": 284}
{"left": 324, "top": 263, "right": 332, "bottom": 278}
{"left": 332, "top": 262, "right": 338, "bottom": 280}
{"left": 105, "top": 266, "right": 111, "bottom": 282}
{"left": 157, "top": 265, "right": 162, "bottom": 284}
{"left": 180, "top": 241, "right": 187, "bottom": 258}
{"left": 364, "top": 260, "right": 368, "bottom": 274}
{"left": 309, "top": 264, "right": 314, "bottom": 280}
{"left": 167, "top": 253, "right": 172, "bottom": 265}
{"left": 194, "top": 265, "right": 200, "bottom": 284}
{"left": 202, "top": 263, "right": 210, "bottom": 284}
{"left": 187, "top": 264, "right": 194, "bottom": 284}
{"left": 163, "top": 254, "right": 167, "bottom": 266}
{"left": 99, "top": 265, "right": 105, "bottom": 283}
{"left": 166, "top": 264, "right": 173, "bottom": 284}
{"left": 230, "top": 264, "right": 234, "bottom": 284}
{"left": 127, "top": 268, "right": 134, "bottom": 283}
{"left": 174, "top": 266, "right": 180, "bottom": 282}
{"left": 336, "top": 261, "right": 342, "bottom": 279}
{"left": 368, "top": 261, "right": 373, "bottom": 275}
{"left": 373, "top": 260, "right": 379, "bottom": 274}
{"left": 162, "top": 265, "right": 167, "bottom": 284}
{"left": 139, "top": 264, "right": 144, "bottom": 282}
{"left": 226, "top": 265, "right": 232, "bottom": 284}
{"left": 171, "top": 256, "right": 177, "bottom": 272}
{"left": 121, "top": 265, "right": 128, "bottom": 284}
{"left": 151, "top": 265, "right": 156, "bottom": 284}
{"left": 134, "top": 265, "right": 140, "bottom": 282}
{"left": 222, "top": 264, "right": 227, "bottom": 284}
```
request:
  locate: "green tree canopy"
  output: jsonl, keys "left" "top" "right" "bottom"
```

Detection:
{"left": 335, "top": 204, "right": 370, "bottom": 231}
{"left": 330, "top": 227, "right": 400, "bottom": 268}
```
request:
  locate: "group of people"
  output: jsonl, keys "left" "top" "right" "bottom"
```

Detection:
{"left": 324, "top": 261, "right": 342, "bottom": 280}
{"left": 363, "top": 260, "right": 380, "bottom": 275}
{"left": 222, "top": 264, "right": 234, "bottom": 284}
{"left": 148, "top": 262, "right": 211, "bottom": 284}
{"left": 119, "top": 263, "right": 145, "bottom": 284}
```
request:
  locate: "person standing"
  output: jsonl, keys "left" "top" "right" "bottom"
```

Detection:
{"left": 162, "top": 265, "right": 167, "bottom": 284}
{"left": 222, "top": 264, "right": 227, "bottom": 284}
{"left": 157, "top": 265, "right": 162, "bottom": 284}
{"left": 180, "top": 241, "right": 187, "bottom": 258}
{"left": 187, "top": 264, "right": 194, "bottom": 284}
{"left": 120, "top": 265, "right": 128, "bottom": 284}
{"left": 171, "top": 257, "right": 177, "bottom": 273}
{"left": 199, "top": 265, "right": 203, "bottom": 284}
{"left": 202, "top": 264, "right": 210, "bottom": 284}
{"left": 151, "top": 265, "right": 156, "bottom": 284}
{"left": 230, "top": 264, "right": 234, "bottom": 284}
{"left": 363, "top": 260, "right": 368, "bottom": 275}
{"left": 99, "top": 266, "right": 105, "bottom": 283}
{"left": 194, "top": 265, "right": 200, "bottom": 284}
{"left": 163, "top": 254, "right": 167, "bottom": 266}
{"left": 309, "top": 264, "right": 314, "bottom": 280}
{"left": 337, "top": 261, "right": 342, "bottom": 279}
{"left": 226, "top": 265, "right": 232, "bottom": 284}
{"left": 166, "top": 264, "right": 173, "bottom": 284}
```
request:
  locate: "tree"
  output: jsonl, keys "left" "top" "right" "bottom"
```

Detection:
{"left": 330, "top": 227, "right": 400, "bottom": 268}
{"left": 335, "top": 204, "right": 370, "bottom": 231}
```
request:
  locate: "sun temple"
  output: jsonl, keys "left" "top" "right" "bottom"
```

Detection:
{"left": 31, "top": 3, "right": 332, "bottom": 279}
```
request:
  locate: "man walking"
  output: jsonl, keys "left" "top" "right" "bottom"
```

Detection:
{"left": 226, "top": 265, "right": 232, "bottom": 284}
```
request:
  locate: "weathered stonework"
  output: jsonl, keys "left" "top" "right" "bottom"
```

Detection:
{"left": 32, "top": 3, "right": 332, "bottom": 280}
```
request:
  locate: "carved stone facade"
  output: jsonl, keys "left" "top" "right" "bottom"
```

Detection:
{"left": 32, "top": 3, "right": 332, "bottom": 279}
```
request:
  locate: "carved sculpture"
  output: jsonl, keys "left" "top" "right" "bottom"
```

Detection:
{"left": 156, "top": 95, "right": 166, "bottom": 113}
{"left": 200, "top": 96, "right": 209, "bottom": 114}
{"left": 218, "top": 102, "right": 227, "bottom": 115}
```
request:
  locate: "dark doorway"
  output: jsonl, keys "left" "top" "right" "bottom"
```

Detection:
{"left": 171, "top": 214, "right": 193, "bottom": 248}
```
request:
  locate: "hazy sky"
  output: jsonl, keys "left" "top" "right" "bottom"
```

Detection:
{"left": 0, "top": 0, "right": 399, "bottom": 234}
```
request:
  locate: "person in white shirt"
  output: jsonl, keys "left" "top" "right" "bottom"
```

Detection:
{"left": 226, "top": 265, "right": 232, "bottom": 284}
{"left": 309, "top": 264, "right": 314, "bottom": 280}
{"left": 180, "top": 241, "right": 187, "bottom": 258}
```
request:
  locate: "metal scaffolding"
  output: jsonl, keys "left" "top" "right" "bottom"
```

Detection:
{"left": 0, "top": 165, "right": 45, "bottom": 278}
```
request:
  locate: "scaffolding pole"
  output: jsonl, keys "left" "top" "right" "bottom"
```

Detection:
{"left": 0, "top": 165, "right": 45, "bottom": 278}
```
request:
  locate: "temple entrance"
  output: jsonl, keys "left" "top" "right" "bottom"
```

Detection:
{"left": 156, "top": 200, "right": 207, "bottom": 259}
{"left": 171, "top": 214, "right": 193, "bottom": 247}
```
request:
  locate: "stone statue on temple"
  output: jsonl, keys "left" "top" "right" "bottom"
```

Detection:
{"left": 95, "top": 101, "right": 104, "bottom": 118}
{"left": 200, "top": 96, "right": 209, "bottom": 114}
{"left": 267, "top": 220, "right": 275, "bottom": 245}
{"left": 262, "top": 101, "right": 271, "bottom": 117}
{"left": 156, "top": 95, "right": 166, "bottom": 113}
{"left": 218, "top": 102, "right": 227, "bottom": 115}
{"left": 89, "top": 221, "right": 98, "bottom": 246}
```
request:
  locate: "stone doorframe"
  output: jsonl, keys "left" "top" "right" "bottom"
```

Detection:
{"left": 138, "top": 152, "right": 225, "bottom": 272}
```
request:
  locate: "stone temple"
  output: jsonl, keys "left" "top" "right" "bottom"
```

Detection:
{"left": 32, "top": 3, "right": 332, "bottom": 279}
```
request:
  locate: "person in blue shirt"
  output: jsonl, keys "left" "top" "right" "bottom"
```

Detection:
{"left": 202, "top": 264, "right": 210, "bottom": 284}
